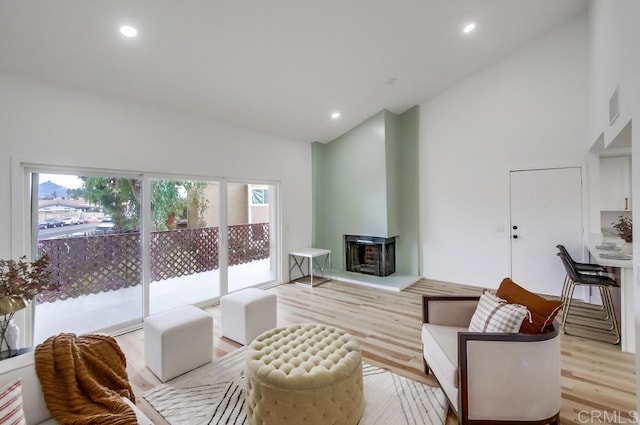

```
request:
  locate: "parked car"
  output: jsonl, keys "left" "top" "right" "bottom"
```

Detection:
{"left": 83, "top": 216, "right": 99, "bottom": 223}
{"left": 38, "top": 221, "right": 48, "bottom": 229}
{"left": 44, "top": 218, "right": 64, "bottom": 228}
{"left": 94, "top": 222, "right": 115, "bottom": 234}
{"left": 62, "top": 217, "right": 80, "bottom": 226}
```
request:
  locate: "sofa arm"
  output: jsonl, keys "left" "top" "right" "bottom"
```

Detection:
{"left": 457, "top": 324, "right": 561, "bottom": 423}
{"left": 422, "top": 295, "right": 479, "bottom": 328}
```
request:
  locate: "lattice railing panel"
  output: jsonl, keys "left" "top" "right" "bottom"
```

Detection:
{"left": 36, "top": 223, "right": 269, "bottom": 303}
{"left": 150, "top": 227, "right": 219, "bottom": 281}
{"left": 37, "top": 233, "right": 141, "bottom": 303}
{"left": 229, "top": 223, "right": 270, "bottom": 266}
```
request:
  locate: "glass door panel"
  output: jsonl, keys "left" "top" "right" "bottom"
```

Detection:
{"left": 149, "top": 179, "right": 220, "bottom": 314}
{"left": 227, "top": 183, "right": 276, "bottom": 292}
{"left": 34, "top": 173, "right": 143, "bottom": 343}
{"left": 30, "top": 173, "right": 278, "bottom": 340}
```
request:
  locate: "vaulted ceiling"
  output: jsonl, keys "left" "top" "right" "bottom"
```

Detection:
{"left": 0, "top": 0, "right": 587, "bottom": 142}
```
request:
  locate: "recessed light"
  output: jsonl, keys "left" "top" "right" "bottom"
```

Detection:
{"left": 463, "top": 23, "right": 476, "bottom": 34}
{"left": 120, "top": 25, "right": 138, "bottom": 38}
{"left": 331, "top": 112, "right": 341, "bottom": 119}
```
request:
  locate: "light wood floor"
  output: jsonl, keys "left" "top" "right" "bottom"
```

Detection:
{"left": 116, "top": 278, "right": 637, "bottom": 425}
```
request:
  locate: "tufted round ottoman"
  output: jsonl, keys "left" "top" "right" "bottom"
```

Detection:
{"left": 245, "top": 324, "right": 364, "bottom": 425}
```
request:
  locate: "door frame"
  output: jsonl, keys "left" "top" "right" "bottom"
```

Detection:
{"left": 10, "top": 159, "right": 282, "bottom": 347}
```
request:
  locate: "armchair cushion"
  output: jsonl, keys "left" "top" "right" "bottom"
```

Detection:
{"left": 468, "top": 291, "right": 529, "bottom": 333}
{"left": 422, "top": 323, "right": 467, "bottom": 413}
{"left": 422, "top": 323, "right": 465, "bottom": 389}
{"left": 496, "top": 278, "right": 562, "bottom": 334}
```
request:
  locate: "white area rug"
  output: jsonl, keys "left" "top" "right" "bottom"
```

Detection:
{"left": 143, "top": 348, "right": 447, "bottom": 425}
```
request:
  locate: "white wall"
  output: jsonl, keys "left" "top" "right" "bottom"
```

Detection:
{"left": 588, "top": 3, "right": 640, "bottom": 402}
{"left": 0, "top": 73, "right": 312, "bottom": 281}
{"left": 588, "top": 0, "right": 633, "bottom": 148}
{"left": 595, "top": 0, "right": 640, "bottom": 410}
{"left": 584, "top": 0, "right": 634, "bottom": 238}
{"left": 419, "top": 14, "right": 589, "bottom": 288}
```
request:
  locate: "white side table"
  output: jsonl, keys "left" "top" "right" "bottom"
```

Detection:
{"left": 288, "top": 248, "right": 332, "bottom": 287}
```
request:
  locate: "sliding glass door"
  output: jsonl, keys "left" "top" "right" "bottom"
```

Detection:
{"left": 26, "top": 168, "right": 279, "bottom": 343}
{"left": 227, "top": 182, "right": 277, "bottom": 291}
{"left": 33, "top": 173, "right": 143, "bottom": 343}
{"left": 149, "top": 179, "right": 220, "bottom": 314}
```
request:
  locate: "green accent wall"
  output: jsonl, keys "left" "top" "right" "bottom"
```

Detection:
{"left": 385, "top": 111, "right": 400, "bottom": 238}
{"left": 312, "top": 141, "right": 327, "bottom": 250}
{"left": 312, "top": 107, "right": 419, "bottom": 275}
{"left": 396, "top": 106, "right": 419, "bottom": 274}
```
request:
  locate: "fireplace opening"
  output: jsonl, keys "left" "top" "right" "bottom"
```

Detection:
{"left": 344, "top": 235, "right": 396, "bottom": 277}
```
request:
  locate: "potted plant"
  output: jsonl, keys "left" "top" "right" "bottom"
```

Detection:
{"left": 612, "top": 216, "right": 633, "bottom": 243}
{"left": 0, "top": 255, "right": 56, "bottom": 355}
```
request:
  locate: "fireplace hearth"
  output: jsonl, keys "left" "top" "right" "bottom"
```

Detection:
{"left": 344, "top": 235, "right": 396, "bottom": 277}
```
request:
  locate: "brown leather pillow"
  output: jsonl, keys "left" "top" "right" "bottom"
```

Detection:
{"left": 496, "top": 277, "right": 562, "bottom": 334}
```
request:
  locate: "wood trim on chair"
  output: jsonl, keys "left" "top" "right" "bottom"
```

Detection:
{"left": 421, "top": 296, "right": 560, "bottom": 424}
{"left": 422, "top": 295, "right": 480, "bottom": 323}
{"left": 457, "top": 322, "right": 561, "bottom": 425}
{"left": 422, "top": 295, "right": 481, "bottom": 418}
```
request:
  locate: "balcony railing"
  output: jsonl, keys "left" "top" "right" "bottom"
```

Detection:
{"left": 37, "top": 223, "right": 270, "bottom": 303}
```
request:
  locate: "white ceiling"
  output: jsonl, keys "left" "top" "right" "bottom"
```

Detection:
{"left": 0, "top": 0, "right": 588, "bottom": 143}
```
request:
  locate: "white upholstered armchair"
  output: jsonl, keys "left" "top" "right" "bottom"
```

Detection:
{"left": 421, "top": 295, "right": 561, "bottom": 425}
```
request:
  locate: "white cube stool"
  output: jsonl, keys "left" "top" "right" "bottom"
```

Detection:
{"left": 144, "top": 305, "right": 213, "bottom": 382}
{"left": 221, "top": 288, "right": 277, "bottom": 345}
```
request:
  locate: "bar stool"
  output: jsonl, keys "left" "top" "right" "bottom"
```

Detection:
{"left": 556, "top": 245, "right": 614, "bottom": 322}
{"left": 555, "top": 245, "right": 607, "bottom": 305}
{"left": 557, "top": 252, "right": 620, "bottom": 344}
{"left": 555, "top": 244, "right": 607, "bottom": 274}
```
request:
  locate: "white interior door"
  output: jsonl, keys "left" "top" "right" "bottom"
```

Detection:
{"left": 510, "top": 167, "right": 583, "bottom": 297}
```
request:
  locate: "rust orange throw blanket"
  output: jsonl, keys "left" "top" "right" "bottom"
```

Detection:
{"left": 35, "top": 333, "right": 137, "bottom": 425}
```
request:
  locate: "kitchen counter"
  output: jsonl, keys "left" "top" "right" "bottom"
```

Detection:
{"left": 587, "top": 241, "right": 634, "bottom": 353}
{"left": 587, "top": 241, "right": 632, "bottom": 268}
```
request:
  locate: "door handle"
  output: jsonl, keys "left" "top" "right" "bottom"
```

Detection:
{"left": 625, "top": 197, "right": 629, "bottom": 210}
{"left": 513, "top": 235, "right": 519, "bottom": 239}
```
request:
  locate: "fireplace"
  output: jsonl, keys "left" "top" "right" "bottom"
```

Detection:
{"left": 344, "top": 235, "right": 396, "bottom": 277}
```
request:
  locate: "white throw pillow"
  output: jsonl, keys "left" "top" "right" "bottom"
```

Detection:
{"left": 468, "top": 291, "right": 530, "bottom": 333}
{"left": 0, "top": 378, "right": 27, "bottom": 425}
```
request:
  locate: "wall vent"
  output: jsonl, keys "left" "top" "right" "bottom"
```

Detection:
{"left": 609, "top": 85, "right": 620, "bottom": 125}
